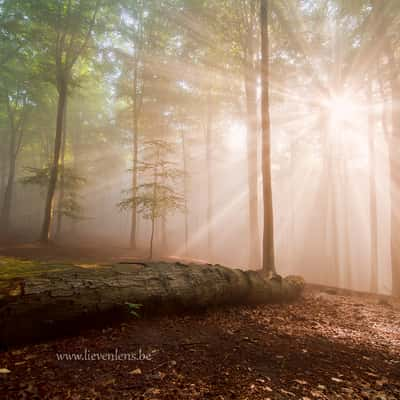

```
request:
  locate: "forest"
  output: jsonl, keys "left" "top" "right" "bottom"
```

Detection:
{"left": 0, "top": 1, "right": 400, "bottom": 399}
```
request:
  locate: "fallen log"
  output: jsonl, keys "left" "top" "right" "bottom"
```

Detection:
{"left": 0, "top": 261, "right": 304, "bottom": 346}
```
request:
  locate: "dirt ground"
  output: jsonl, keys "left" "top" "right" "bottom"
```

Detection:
{"left": 1, "top": 244, "right": 400, "bottom": 399}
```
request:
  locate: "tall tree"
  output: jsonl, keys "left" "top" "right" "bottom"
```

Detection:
{"left": 115, "top": 0, "right": 146, "bottom": 249}
{"left": 368, "top": 76, "right": 378, "bottom": 292}
{"left": 0, "top": 62, "right": 36, "bottom": 234}
{"left": 260, "top": 0, "right": 276, "bottom": 274}
{"left": 241, "top": 1, "right": 261, "bottom": 268}
{"left": 55, "top": 100, "right": 68, "bottom": 238}
{"left": 0, "top": 90, "right": 31, "bottom": 234}
{"left": 25, "top": 0, "right": 102, "bottom": 242}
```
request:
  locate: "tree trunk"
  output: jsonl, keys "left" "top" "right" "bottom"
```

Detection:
{"left": 244, "top": 63, "right": 261, "bottom": 269}
{"left": 0, "top": 141, "right": 7, "bottom": 208}
{"left": 368, "top": 78, "right": 378, "bottom": 293}
{"left": 181, "top": 129, "right": 189, "bottom": 256}
{"left": 0, "top": 146, "right": 16, "bottom": 235}
{"left": 1, "top": 96, "right": 20, "bottom": 235}
{"left": 205, "top": 90, "right": 213, "bottom": 261}
{"left": 149, "top": 217, "right": 155, "bottom": 260}
{"left": 260, "top": 0, "right": 276, "bottom": 274}
{"left": 70, "top": 104, "right": 82, "bottom": 237}
{"left": 381, "top": 34, "right": 400, "bottom": 296}
{"left": 326, "top": 120, "right": 340, "bottom": 287}
{"left": 149, "top": 164, "right": 158, "bottom": 260}
{"left": 56, "top": 101, "right": 68, "bottom": 238}
{"left": 41, "top": 81, "right": 68, "bottom": 243}
{"left": 389, "top": 79, "right": 400, "bottom": 296}
{"left": 130, "top": 58, "right": 139, "bottom": 249}
{"left": 0, "top": 261, "right": 304, "bottom": 346}
{"left": 161, "top": 215, "right": 167, "bottom": 254}
{"left": 342, "top": 141, "right": 351, "bottom": 288}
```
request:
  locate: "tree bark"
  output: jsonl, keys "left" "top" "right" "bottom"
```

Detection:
{"left": 368, "top": 78, "right": 378, "bottom": 293}
{"left": 260, "top": 0, "right": 276, "bottom": 274}
{"left": 205, "top": 89, "right": 213, "bottom": 261}
{"left": 0, "top": 144, "right": 6, "bottom": 207}
{"left": 0, "top": 139, "right": 7, "bottom": 200}
{"left": 0, "top": 95, "right": 25, "bottom": 235}
{"left": 149, "top": 161, "right": 158, "bottom": 260}
{"left": 0, "top": 144, "right": 16, "bottom": 235}
{"left": 382, "top": 36, "right": 400, "bottom": 296}
{"left": 0, "top": 261, "right": 304, "bottom": 345}
{"left": 55, "top": 101, "right": 68, "bottom": 238}
{"left": 130, "top": 56, "right": 139, "bottom": 249}
{"left": 181, "top": 129, "right": 189, "bottom": 256}
{"left": 244, "top": 63, "right": 261, "bottom": 269}
{"left": 389, "top": 79, "right": 400, "bottom": 296}
{"left": 41, "top": 81, "right": 68, "bottom": 242}
{"left": 326, "top": 116, "right": 340, "bottom": 287}
{"left": 161, "top": 215, "right": 167, "bottom": 254}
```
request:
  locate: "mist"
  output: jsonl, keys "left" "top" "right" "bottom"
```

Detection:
{"left": 0, "top": 0, "right": 398, "bottom": 296}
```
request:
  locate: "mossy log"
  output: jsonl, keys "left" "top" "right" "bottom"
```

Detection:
{"left": 0, "top": 261, "right": 304, "bottom": 345}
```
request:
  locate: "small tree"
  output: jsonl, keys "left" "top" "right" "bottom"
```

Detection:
{"left": 119, "top": 139, "right": 184, "bottom": 259}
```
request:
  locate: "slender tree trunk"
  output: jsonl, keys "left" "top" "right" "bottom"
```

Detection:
{"left": 130, "top": 59, "right": 139, "bottom": 249}
{"left": 1, "top": 150, "right": 17, "bottom": 235}
{"left": 389, "top": 78, "right": 400, "bottom": 296}
{"left": 205, "top": 90, "right": 213, "bottom": 261}
{"left": 342, "top": 139, "right": 351, "bottom": 288}
{"left": 161, "top": 215, "right": 167, "bottom": 254}
{"left": 378, "top": 76, "right": 390, "bottom": 138}
{"left": 70, "top": 105, "right": 82, "bottom": 237}
{"left": 1, "top": 98, "right": 19, "bottom": 235}
{"left": 316, "top": 109, "right": 329, "bottom": 284}
{"left": 260, "top": 0, "right": 275, "bottom": 274}
{"left": 56, "top": 101, "right": 68, "bottom": 238}
{"left": 325, "top": 120, "right": 340, "bottom": 287}
{"left": 0, "top": 142, "right": 7, "bottom": 203}
{"left": 289, "top": 129, "right": 296, "bottom": 270}
{"left": 149, "top": 160, "right": 158, "bottom": 260}
{"left": 244, "top": 63, "right": 261, "bottom": 268}
{"left": 149, "top": 217, "right": 155, "bottom": 260}
{"left": 41, "top": 81, "right": 68, "bottom": 243}
{"left": 368, "top": 78, "right": 378, "bottom": 293}
{"left": 181, "top": 129, "right": 189, "bottom": 255}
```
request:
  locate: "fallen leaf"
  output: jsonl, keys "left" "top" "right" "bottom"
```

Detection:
{"left": 129, "top": 368, "right": 142, "bottom": 375}
{"left": 0, "top": 368, "right": 11, "bottom": 374}
{"left": 294, "top": 379, "right": 308, "bottom": 385}
{"left": 101, "top": 378, "right": 115, "bottom": 386}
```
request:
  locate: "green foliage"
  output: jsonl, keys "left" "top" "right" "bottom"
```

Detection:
{"left": 21, "top": 165, "right": 86, "bottom": 220}
{"left": 118, "top": 139, "right": 185, "bottom": 221}
{"left": 125, "top": 302, "right": 142, "bottom": 318}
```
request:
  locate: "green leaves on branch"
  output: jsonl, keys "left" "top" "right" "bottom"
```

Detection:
{"left": 118, "top": 139, "right": 185, "bottom": 221}
{"left": 21, "top": 165, "right": 86, "bottom": 220}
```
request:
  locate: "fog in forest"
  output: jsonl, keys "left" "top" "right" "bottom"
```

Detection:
{"left": 1, "top": 0, "right": 398, "bottom": 295}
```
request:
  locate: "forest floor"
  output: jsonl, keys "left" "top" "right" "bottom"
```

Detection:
{"left": 1, "top": 244, "right": 400, "bottom": 399}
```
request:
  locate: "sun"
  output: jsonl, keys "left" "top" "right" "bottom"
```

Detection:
{"left": 227, "top": 121, "right": 247, "bottom": 152}
{"left": 326, "top": 93, "right": 359, "bottom": 126}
